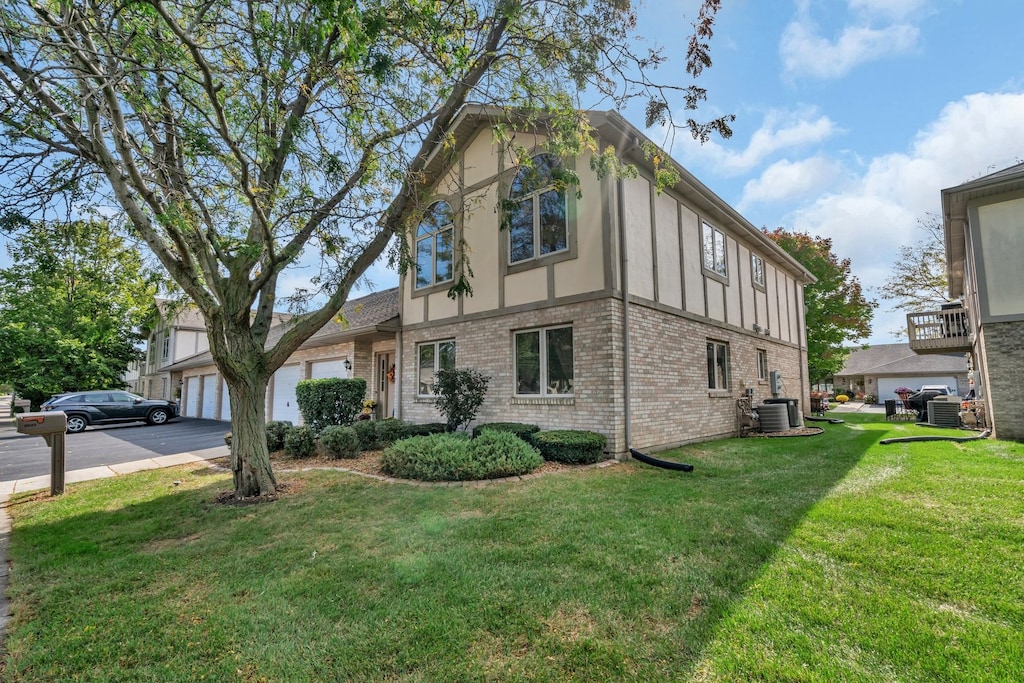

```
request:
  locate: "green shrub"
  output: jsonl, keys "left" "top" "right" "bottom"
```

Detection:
{"left": 405, "top": 422, "right": 449, "bottom": 437}
{"left": 380, "top": 430, "right": 542, "bottom": 481}
{"left": 375, "top": 419, "right": 409, "bottom": 447}
{"left": 432, "top": 368, "right": 490, "bottom": 432}
{"left": 472, "top": 422, "right": 540, "bottom": 443}
{"left": 532, "top": 430, "right": 607, "bottom": 464}
{"left": 266, "top": 420, "right": 293, "bottom": 451}
{"left": 319, "top": 425, "right": 361, "bottom": 459}
{"left": 284, "top": 425, "right": 317, "bottom": 458}
{"left": 352, "top": 419, "right": 379, "bottom": 451}
{"left": 295, "top": 377, "right": 367, "bottom": 432}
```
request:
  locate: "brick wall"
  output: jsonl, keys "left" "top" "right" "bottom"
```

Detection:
{"left": 980, "top": 321, "right": 1024, "bottom": 441}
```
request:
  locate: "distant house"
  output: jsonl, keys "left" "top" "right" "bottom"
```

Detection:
{"left": 907, "top": 162, "right": 1024, "bottom": 440}
{"left": 125, "top": 300, "right": 215, "bottom": 401}
{"left": 833, "top": 344, "right": 967, "bottom": 402}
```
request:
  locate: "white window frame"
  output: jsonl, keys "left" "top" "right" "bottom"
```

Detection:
{"left": 514, "top": 325, "right": 574, "bottom": 397}
{"left": 751, "top": 253, "right": 765, "bottom": 288}
{"left": 757, "top": 349, "right": 768, "bottom": 381}
{"left": 161, "top": 333, "right": 170, "bottom": 361}
{"left": 414, "top": 201, "right": 455, "bottom": 290}
{"left": 707, "top": 340, "right": 730, "bottom": 390}
{"left": 702, "top": 222, "right": 727, "bottom": 278}
{"left": 508, "top": 154, "right": 568, "bottom": 265}
{"left": 416, "top": 339, "right": 456, "bottom": 396}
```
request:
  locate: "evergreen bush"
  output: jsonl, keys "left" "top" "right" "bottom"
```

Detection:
{"left": 380, "top": 430, "right": 542, "bottom": 481}
{"left": 532, "top": 430, "right": 607, "bottom": 464}
{"left": 352, "top": 419, "right": 379, "bottom": 451}
{"left": 375, "top": 419, "right": 409, "bottom": 446}
{"left": 471, "top": 422, "right": 541, "bottom": 443}
{"left": 319, "top": 425, "right": 361, "bottom": 459}
{"left": 266, "top": 420, "right": 293, "bottom": 451}
{"left": 284, "top": 425, "right": 317, "bottom": 458}
{"left": 295, "top": 377, "right": 366, "bottom": 432}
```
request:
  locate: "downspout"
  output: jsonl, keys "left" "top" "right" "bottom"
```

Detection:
{"left": 616, "top": 176, "right": 632, "bottom": 455}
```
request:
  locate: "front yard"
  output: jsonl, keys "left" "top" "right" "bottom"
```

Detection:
{"left": 3, "top": 414, "right": 1022, "bottom": 681}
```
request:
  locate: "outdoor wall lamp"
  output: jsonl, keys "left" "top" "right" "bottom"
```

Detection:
{"left": 343, "top": 358, "right": 352, "bottom": 371}
{"left": 753, "top": 323, "right": 762, "bottom": 333}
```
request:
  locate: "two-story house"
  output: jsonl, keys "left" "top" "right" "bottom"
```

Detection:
{"left": 908, "top": 162, "right": 1024, "bottom": 440}
{"left": 126, "top": 300, "right": 211, "bottom": 401}
{"left": 397, "top": 107, "right": 816, "bottom": 455}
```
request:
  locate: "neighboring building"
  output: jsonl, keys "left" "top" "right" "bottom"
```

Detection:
{"left": 397, "top": 107, "right": 816, "bottom": 456}
{"left": 833, "top": 343, "right": 968, "bottom": 402}
{"left": 908, "top": 162, "right": 1024, "bottom": 440}
{"left": 164, "top": 288, "right": 399, "bottom": 422}
{"left": 125, "top": 300, "right": 213, "bottom": 401}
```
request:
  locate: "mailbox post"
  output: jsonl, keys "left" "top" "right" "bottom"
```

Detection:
{"left": 16, "top": 411, "right": 68, "bottom": 495}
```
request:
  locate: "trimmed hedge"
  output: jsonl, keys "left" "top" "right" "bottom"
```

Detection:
{"left": 295, "top": 377, "right": 366, "bottom": 432}
{"left": 266, "top": 421, "right": 293, "bottom": 452}
{"left": 375, "top": 419, "right": 410, "bottom": 447}
{"left": 319, "top": 425, "right": 361, "bottom": 459}
{"left": 284, "top": 425, "right": 317, "bottom": 458}
{"left": 471, "top": 422, "right": 541, "bottom": 443}
{"left": 352, "top": 420, "right": 379, "bottom": 451}
{"left": 532, "top": 429, "right": 607, "bottom": 464}
{"left": 405, "top": 422, "right": 449, "bottom": 437}
{"left": 380, "top": 430, "right": 542, "bottom": 481}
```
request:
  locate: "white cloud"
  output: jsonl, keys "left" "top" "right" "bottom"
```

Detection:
{"left": 738, "top": 156, "right": 843, "bottom": 210}
{"left": 675, "top": 107, "right": 838, "bottom": 174}
{"left": 783, "top": 91, "right": 1024, "bottom": 342}
{"left": 780, "top": 0, "right": 922, "bottom": 80}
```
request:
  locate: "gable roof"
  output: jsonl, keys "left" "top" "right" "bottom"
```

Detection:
{"left": 164, "top": 288, "right": 399, "bottom": 371}
{"left": 837, "top": 343, "right": 966, "bottom": 376}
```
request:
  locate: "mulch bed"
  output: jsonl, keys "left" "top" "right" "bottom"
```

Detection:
{"left": 747, "top": 426, "right": 825, "bottom": 438}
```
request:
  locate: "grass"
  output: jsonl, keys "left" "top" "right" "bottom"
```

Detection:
{"left": 3, "top": 414, "right": 1022, "bottom": 681}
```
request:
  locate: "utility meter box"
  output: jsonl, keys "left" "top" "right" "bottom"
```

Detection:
{"left": 769, "top": 370, "right": 783, "bottom": 396}
{"left": 16, "top": 411, "right": 67, "bottom": 436}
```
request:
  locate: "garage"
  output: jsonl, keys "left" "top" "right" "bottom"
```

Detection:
{"left": 201, "top": 374, "right": 218, "bottom": 419}
{"left": 309, "top": 358, "right": 348, "bottom": 380}
{"left": 183, "top": 376, "right": 200, "bottom": 417}
{"left": 876, "top": 376, "right": 958, "bottom": 401}
{"left": 271, "top": 365, "right": 302, "bottom": 424}
{"left": 219, "top": 378, "right": 232, "bottom": 422}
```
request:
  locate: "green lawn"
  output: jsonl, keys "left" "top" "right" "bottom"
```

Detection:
{"left": 3, "top": 415, "right": 1022, "bottom": 681}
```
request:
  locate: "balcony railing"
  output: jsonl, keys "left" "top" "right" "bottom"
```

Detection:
{"left": 907, "top": 307, "right": 972, "bottom": 353}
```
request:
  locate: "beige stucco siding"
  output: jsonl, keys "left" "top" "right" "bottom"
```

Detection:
{"left": 738, "top": 244, "right": 755, "bottom": 328}
{"left": 462, "top": 128, "right": 500, "bottom": 187}
{"left": 624, "top": 175, "right": 655, "bottom": 300}
{"left": 462, "top": 186, "right": 501, "bottom": 314}
{"left": 427, "top": 289, "right": 458, "bottom": 321}
{"left": 680, "top": 205, "right": 703, "bottom": 315}
{"left": 655, "top": 191, "right": 683, "bottom": 309}
{"left": 706, "top": 279, "right": 725, "bottom": 321}
{"left": 725, "top": 236, "right": 742, "bottom": 328}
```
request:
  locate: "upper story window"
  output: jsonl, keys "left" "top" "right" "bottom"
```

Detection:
{"left": 751, "top": 253, "right": 765, "bottom": 288}
{"left": 508, "top": 154, "right": 568, "bottom": 264}
{"left": 417, "top": 339, "right": 456, "bottom": 396}
{"left": 161, "top": 333, "right": 170, "bottom": 361}
{"left": 702, "top": 222, "right": 727, "bottom": 278}
{"left": 415, "top": 201, "right": 455, "bottom": 289}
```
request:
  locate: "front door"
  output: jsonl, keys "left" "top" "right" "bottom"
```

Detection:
{"left": 377, "top": 352, "right": 395, "bottom": 419}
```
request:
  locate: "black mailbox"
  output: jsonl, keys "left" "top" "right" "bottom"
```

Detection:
{"left": 15, "top": 411, "right": 68, "bottom": 495}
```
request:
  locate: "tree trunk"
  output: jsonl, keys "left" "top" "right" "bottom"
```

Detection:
{"left": 226, "top": 374, "right": 277, "bottom": 498}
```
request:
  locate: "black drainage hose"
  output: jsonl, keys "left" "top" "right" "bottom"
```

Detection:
{"left": 629, "top": 448, "right": 694, "bottom": 472}
{"left": 803, "top": 414, "right": 846, "bottom": 424}
{"left": 879, "top": 429, "right": 991, "bottom": 445}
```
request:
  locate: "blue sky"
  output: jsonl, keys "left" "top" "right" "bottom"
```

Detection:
{"left": 616, "top": 0, "right": 1024, "bottom": 344}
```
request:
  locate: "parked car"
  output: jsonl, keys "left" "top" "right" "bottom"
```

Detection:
{"left": 41, "top": 390, "right": 179, "bottom": 433}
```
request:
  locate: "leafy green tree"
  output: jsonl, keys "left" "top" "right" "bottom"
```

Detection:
{"left": 0, "top": 221, "right": 159, "bottom": 409}
{"left": 765, "top": 228, "right": 877, "bottom": 383}
{"left": 0, "top": 0, "right": 729, "bottom": 497}
{"left": 878, "top": 214, "right": 951, "bottom": 334}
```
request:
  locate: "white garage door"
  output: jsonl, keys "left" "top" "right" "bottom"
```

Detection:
{"left": 309, "top": 359, "right": 347, "bottom": 379}
{"left": 201, "top": 374, "right": 218, "bottom": 419}
{"left": 877, "top": 376, "right": 958, "bottom": 401}
{"left": 219, "top": 379, "right": 232, "bottom": 422}
{"left": 184, "top": 376, "right": 200, "bottom": 417}
{"left": 271, "top": 365, "right": 302, "bottom": 424}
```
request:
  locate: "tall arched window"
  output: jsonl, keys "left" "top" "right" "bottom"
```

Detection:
{"left": 415, "top": 201, "right": 454, "bottom": 289}
{"left": 508, "top": 154, "right": 567, "bottom": 264}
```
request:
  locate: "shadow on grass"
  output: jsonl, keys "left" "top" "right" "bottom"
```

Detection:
{"left": 4, "top": 417, "right": 897, "bottom": 681}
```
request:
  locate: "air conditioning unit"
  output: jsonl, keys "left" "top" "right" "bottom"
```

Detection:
{"left": 928, "top": 400, "right": 961, "bottom": 428}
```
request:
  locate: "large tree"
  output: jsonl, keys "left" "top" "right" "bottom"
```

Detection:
{"left": 878, "top": 213, "right": 951, "bottom": 326}
{"left": 0, "top": 220, "right": 159, "bottom": 409}
{"left": 0, "top": 0, "right": 730, "bottom": 497}
{"left": 765, "top": 228, "right": 877, "bottom": 383}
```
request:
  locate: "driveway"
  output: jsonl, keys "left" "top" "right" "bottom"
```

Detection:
{"left": 0, "top": 417, "right": 230, "bottom": 482}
